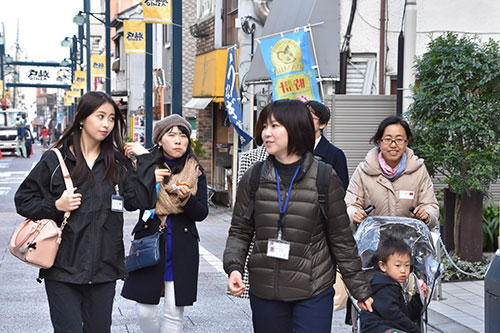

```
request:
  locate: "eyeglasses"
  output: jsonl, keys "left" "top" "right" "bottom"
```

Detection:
{"left": 380, "top": 138, "right": 408, "bottom": 146}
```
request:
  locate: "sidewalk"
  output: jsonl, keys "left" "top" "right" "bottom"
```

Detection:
{"left": 202, "top": 206, "right": 485, "bottom": 333}
{"left": 428, "top": 280, "right": 484, "bottom": 332}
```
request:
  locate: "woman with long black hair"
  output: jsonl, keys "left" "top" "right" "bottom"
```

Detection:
{"left": 15, "top": 91, "right": 157, "bottom": 332}
{"left": 121, "top": 114, "right": 208, "bottom": 332}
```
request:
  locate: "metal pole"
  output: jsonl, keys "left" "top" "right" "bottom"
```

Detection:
{"left": 145, "top": 23, "right": 153, "bottom": 149}
{"left": 396, "top": 31, "right": 404, "bottom": 116}
{"left": 0, "top": 44, "right": 4, "bottom": 97}
{"left": 105, "top": 0, "right": 111, "bottom": 94}
{"left": 85, "top": 0, "right": 91, "bottom": 92}
{"left": 403, "top": 0, "right": 417, "bottom": 113}
{"left": 79, "top": 24, "right": 84, "bottom": 68}
{"left": 379, "top": 0, "right": 386, "bottom": 94}
{"left": 172, "top": 0, "right": 182, "bottom": 115}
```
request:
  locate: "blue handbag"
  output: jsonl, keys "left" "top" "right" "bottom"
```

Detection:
{"left": 125, "top": 231, "right": 161, "bottom": 272}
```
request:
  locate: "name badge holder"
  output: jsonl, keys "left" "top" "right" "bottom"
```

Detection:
{"left": 266, "top": 164, "right": 300, "bottom": 261}
{"left": 111, "top": 184, "right": 124, "bottom": 212}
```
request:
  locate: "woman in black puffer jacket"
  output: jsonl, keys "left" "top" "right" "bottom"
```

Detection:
{"left": 223, "top": 99, "right": 373, "bottom": 332}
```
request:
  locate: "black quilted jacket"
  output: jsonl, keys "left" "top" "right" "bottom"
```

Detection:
{"left": 224, "top": 152, "right": 371, "bottom": 302}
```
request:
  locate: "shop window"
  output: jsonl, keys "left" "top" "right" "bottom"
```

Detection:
{"left": 198, "top": 0, "right": 215, "bottom": 21}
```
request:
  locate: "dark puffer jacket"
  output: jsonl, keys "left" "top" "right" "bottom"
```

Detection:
{"left": 15, "top": 142, "right": 157, "bottom": 284}
{"left": 223, "top": 152, "right": 371, "bottom": 302}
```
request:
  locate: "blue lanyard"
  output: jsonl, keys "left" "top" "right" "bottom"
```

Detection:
{"left": 275, "top": 164, "right": 301, "bottom": 237}
{"left": 148, "top": 182, "right": 161, "bottom": 219}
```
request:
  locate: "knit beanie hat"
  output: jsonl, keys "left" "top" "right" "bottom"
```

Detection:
{"left": 153, "top": 114, "right": 192, "bottom": 144}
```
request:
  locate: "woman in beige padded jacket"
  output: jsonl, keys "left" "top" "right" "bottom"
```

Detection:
{"left": 345, "top": 116, "right": 439, "bottom": 230}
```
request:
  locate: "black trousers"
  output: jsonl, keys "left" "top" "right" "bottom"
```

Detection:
{"left": 44, "top": 279, "right": 116, "bottom": 333}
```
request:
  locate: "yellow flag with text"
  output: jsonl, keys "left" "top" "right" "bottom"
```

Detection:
{"left": 124, "top": 20, "right": 146, "bottom": 54}
{"left": 91, "top": 55, "right": 106, "bottom": 78}
{"left": 64, "top": 91, "right": 74, "bottom": 106}
{"left": 142, "top": 0, "right": 172, "bottom": 24}
{"left": 73, "top": 71, "right": 86, "bottom": 89}
{"left": 70, "top": 85, "right": 82, "bottom": 98}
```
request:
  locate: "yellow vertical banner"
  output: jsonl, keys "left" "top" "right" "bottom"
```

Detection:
{"left": 73, "top": 71, "right": 87, "bottom": 89}
{"left": 70, "top": 85, "right": 82, "bottom": 98}
{"left": 64, "top": 91, "right": 74, "bottom": 106}
{"left": 124, "top": 20, "right": 146, "bottom": 54}
{"left": 91, "top": 54, "right": 106, "bottom": 78}
{"left": 142, "top": 0, "right": 172, "bottom": 24}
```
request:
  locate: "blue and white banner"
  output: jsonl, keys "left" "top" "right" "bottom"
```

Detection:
{"left": 260, "top": 29, "right": 321, "bottom": 101}
{"left": 224, "top": 47, "right": 253, "bottom": 147}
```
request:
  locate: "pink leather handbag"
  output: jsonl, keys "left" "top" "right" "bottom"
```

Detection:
{"left": 9, "top": 148, "right": 73, "bottom": 269}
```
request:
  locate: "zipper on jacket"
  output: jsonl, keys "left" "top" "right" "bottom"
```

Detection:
{"left": 89, "top": 210, "right": 95, "bottom": 284}
{"left": 274, "top": 259, "right": 280, "bottom": 299}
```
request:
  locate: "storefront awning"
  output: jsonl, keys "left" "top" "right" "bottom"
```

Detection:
{"left": 192, "top": 49, "right": 229, "bottom": 99}
{"left": 184, "top": 97, "right": 213, "bottom": 110}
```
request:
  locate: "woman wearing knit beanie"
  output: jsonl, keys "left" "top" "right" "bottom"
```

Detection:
{"left": 122, "top": 114, "right": 208, "bottom": 332}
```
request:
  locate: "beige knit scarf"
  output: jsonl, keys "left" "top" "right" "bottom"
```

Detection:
{"left": 155, "top": 157, "right": 201, "bottom": 216}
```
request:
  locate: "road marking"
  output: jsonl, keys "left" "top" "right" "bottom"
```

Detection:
{"left": 199, "top": 245, "right": 225, "bottom": 273}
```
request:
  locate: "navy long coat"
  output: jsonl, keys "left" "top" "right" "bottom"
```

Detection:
{"left": 121, "top": 167, "right": 208, "bottom": 306}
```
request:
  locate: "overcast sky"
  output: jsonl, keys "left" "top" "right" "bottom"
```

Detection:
{"left": 0, "top": 0, "right": 100, "bottom": 62}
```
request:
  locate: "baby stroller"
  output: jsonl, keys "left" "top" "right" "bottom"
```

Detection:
{"left": 349, "top": 216, "right": 442, "bottom": 333}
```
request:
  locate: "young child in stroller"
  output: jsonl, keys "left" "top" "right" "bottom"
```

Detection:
{"left": 360, "top": 236, "right": 428, "bottom": 333}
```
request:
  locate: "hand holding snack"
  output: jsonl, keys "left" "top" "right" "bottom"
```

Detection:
{"left": 173, "top": 181, "right": 190, "bottom": 199}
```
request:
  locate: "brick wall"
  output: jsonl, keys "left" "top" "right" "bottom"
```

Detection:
{"left": 196, "top": 17, "right": 215, "bottom": 55}
{"left": 196, "top": 106, "right": 213, "bottom": 184}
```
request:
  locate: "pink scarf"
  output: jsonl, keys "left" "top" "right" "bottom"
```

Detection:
{"left": 378, "top": 151, "right": 407, "bottom": 181}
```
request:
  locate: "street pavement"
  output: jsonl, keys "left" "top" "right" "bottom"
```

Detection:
{"left": 0, "top": 144, "right": 481, "bottom": 332}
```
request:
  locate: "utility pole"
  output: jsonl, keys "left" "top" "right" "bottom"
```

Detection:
{"left": 85, "top": 0, "right": 91, "bottom": 92}
{"left": 172, "top": 0, "right": 182, "bottom": 115}
{"left": 105, "top": 0, "right": 110, "bottom": 94}
{"left": 13, "top": 19, "right": 20, "bottom": 108}
{"left": 145, "top": 23, "right": 153, "bottom": 148}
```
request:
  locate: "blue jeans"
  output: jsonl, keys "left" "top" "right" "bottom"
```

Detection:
{"left": 249, "top": 287, "right": 335, "bottom": 333}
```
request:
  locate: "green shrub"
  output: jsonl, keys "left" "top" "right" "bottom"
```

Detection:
{"left": 483, "top": 200, "right": 499, "bottom": 252}
{"left": 440, "top": 251, "right": 488, "bottom": 281}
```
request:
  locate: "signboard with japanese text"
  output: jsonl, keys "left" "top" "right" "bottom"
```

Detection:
{"left": 142, "top": 0, "right": 172, "bottom": 24}
{"left": 133, "top": 115, "right": 145, "bottom": 144}
{"left": 91, "top": 55, "right": 106, "bottom": 78}
{"left": 69, "top": 83, "right": 82, "bottom": 97}
{"left": 224, "top": 47, "right": 252, "bottom": 147}
{"left": 124, "top": 20, "right": 146, "bottom": 54}
{"left": 260, "top": 30, "right": 321, "bottom": 101}
{"left": 64, "top": 91, "right": 74, "bottom": 106}
{"left": 18, "top": 66, "right": 69, "bottom": 86}
{"left": 73, "top": 71, "right": 86, "bottom": 89}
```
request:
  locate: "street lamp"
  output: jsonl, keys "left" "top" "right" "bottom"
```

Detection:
{"left": 4, "top": 55, "right": 13, "bottom": 63}
{"left": 72, "top": 1, "right": 111, "bottom": 94}
{"left": 60, "top": 58, "right": 71, "bottom": 67}
{"left": 61, "top": 37, "right": 73, "bottom": 48}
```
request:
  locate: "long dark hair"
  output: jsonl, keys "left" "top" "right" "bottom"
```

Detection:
{"left": 156, "top": 125, "right": 199, "bottom": 183}
{"left": 54, "top": 91, "right": 128, "bottom": 187}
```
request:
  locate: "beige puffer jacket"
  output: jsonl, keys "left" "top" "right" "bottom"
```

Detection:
{"left": 345, "top": 147, "right": 439, "bottom": 229}
{"left": 224, "top": 152, "right": 371, "bottom": 302}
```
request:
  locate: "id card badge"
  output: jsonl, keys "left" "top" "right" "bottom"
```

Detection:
{"left": 111, "top": 195, "right": 124, "bottom": 212}
{"left": 267, "top": 238, "right": 290, "bottom": 260}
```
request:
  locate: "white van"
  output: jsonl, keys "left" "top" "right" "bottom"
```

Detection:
{"left": 0, "top": 109, "right": 27, "bottom": 155}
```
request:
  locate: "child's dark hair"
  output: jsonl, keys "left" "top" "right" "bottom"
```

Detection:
{"left": 376, "top": 236, "right": 411, "bottom": 263}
